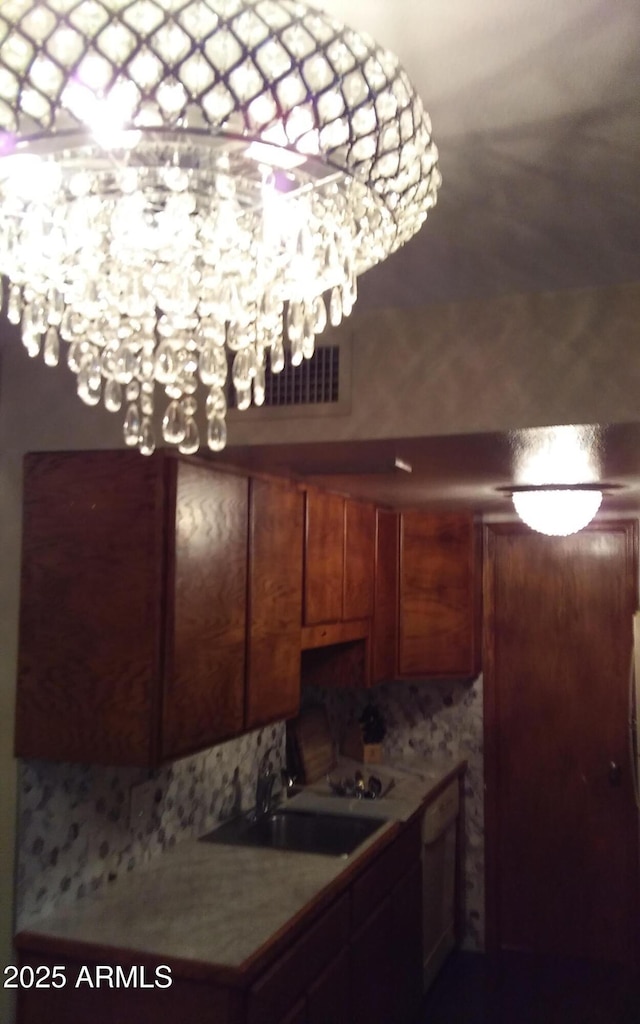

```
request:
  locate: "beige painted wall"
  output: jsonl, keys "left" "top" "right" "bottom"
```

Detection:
{"left": 0, "top": 453, "right": 20, "bottom": 1024}
{"left": 0, "top": 278, "right": 639, "bottom": 1021}
{"left": 0, "top": 342, "right": 122, "bottom": 1024}
{"left": 229, "top": 281, "right": 640, "bottom": 444}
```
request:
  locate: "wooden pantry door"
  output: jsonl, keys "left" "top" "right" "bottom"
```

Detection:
{"left": 484, "top": 520, "right": 640, "bottom": 966}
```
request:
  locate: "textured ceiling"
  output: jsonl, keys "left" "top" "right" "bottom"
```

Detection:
{"left": 2, "top": 0, "right": 639, "bottom": 516}
{"left": 318, "top": 0, "right": 640, "bottom": 307}
{"left": 219, "top": 421, "right": 640, "bottom": 518}
{"left": 223, "top": 1, "right": 640, "bottom": 514}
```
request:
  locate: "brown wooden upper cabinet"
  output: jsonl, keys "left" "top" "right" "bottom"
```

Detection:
{"left": 303, "top": 488, "right": 375, "bottom": 627}
{"left": 398, "top": 510, "right": 481, "bottom": 678}
{"left": 370, "top": 508, "right": 399, "bottom": 685}
{"left": 162, "top": 455, "right": 248, "bottom": 761}
{"left": 304, "top": 487, "right": 345, "bottom": 625}
{"left": 344, "top": 498, "right": 376, "bottom": 621}
{"left": 246, "top": 475, "right": 304, "bottom": 730}
{"left": 15, "top": 451, "right": 303, "bottom": 767}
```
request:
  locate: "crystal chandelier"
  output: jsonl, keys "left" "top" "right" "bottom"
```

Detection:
{"left": 0, "top": 0, "right": 441, "bottom": 455}
{"left": 511, "top": 485, "right": 603, "bottom": 537}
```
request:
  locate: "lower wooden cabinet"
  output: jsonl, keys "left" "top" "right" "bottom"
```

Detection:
{"left": 277, "top": 999, "right": 307, "bottom": 1024}
{"left": 351, "top": 861, "right": 422, "bottom": 1024}
{"left": 350, "top": 897, "right": 395, "bottom": 1024}
{"left": 308, "top": 948, "right": 350, "bottom": 1024}
{"left": 391, "top": 860, "right": 424, "bottom": 1022}
{"left": 14, "top": 954, "right": 244, "bottom": 1024}
{"left": 247, "top": 894, "right": 350, "bottom": 1024}
{"left": 267, "top": 949, "right": 351, "bottom": 1024}
{"left": 246, "top": 822, "right": 422, "bottom": 1024}
{"left": 16, "top": 820, "right": 424, "bottom": 1024}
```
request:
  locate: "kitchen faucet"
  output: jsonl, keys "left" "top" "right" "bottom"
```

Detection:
{"left": 254, "top": 744, "right": 280, "bottom": 817}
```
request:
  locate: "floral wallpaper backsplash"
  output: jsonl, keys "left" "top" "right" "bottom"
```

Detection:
{"left": 16, "top": 723, "right": 284, "bottom": 927}
{"left": 17, "top": 677, "right": 485, "bottom": 950}
{"left": 304, "top": 675, "right": 485, "bottom": 952}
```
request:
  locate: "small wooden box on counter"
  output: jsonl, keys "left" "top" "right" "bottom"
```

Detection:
{"left": 341, "top": 725, "right": 383, "bottom": 765}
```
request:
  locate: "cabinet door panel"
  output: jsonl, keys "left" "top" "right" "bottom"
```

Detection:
{"left": 304, "top": 489, "right": 345, "bottom": 624}
{"left": 162, "top": 461, "right": 248, "bottom": 758}
{"left": 371, "top": 508, "right": 398, "bottom": 684}
{"left": 399, "top": 511, "right": 478, "bottom": 677}
{"left": 277, "top": 999, "right": 307, "bottom": 1024}
{"left": 248, "top": 895, "right": 349, "bottom": 1024}
{"left": 15, "top": 451, "right": 165, "bottom": 765}
{"left": 308, "top": 949, "right": 350, "bottom": 1024}
{"left": 352, "top": 817, "right": 421, "bottom": 930}
{"left": 350, "top": 899, "right": 394, "bottom": 1024}
{"left": 246, "top": 477, "right": 303, "bottom": 728}
{"left": 343, "top": 499, "right": 376, "bottom": 621}
{"left": 391, "top": 861, "right": 423, "bottom": 1023}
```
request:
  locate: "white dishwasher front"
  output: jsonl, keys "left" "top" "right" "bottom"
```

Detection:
{"left": 421, "top": 778, "right": 460, "bottom": 991}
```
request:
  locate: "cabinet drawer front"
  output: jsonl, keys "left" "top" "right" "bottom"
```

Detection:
{"left": 351, "top": 819, "right": 421, "bottom": 931}
{"left": 248, "top": 894, "right": 349, "bottom": 1024}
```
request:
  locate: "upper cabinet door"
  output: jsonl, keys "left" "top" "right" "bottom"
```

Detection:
{"left": 16, "top": 452, "right": 307, "bottom": 766}
{"left": 370, "top": 508, "right": 399, "bottom": 685}
{"left": 245, "top": 476, "right": 303, "bottom": 729}
{"left": 303, "top": 488, "right": 345, "bottom": 625}
{"left": 343, "top": 499, "right": 376, "bottom": 621}
{"left": 161, "top": 460, "right": 248, "bottom": 761}
{"left": 15, "top": 451, "right": 166, "bottom": 766}
{"left": 398, "top": 511, "right": 480, "bottom": 678}
{"left": 303, "top": 490, "right": 377, "bottom": 628}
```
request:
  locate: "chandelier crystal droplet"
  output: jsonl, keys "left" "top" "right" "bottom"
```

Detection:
{"left": 0, "top": 0, "right": 441, "bottom": 455}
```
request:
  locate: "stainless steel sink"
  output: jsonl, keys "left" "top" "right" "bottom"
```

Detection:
{"left": 199, "top": 807, "right": 387, "bottom": 857}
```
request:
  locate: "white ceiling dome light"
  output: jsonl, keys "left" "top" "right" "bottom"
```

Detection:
{"left": 511, "top": 485, "right": 604, "bottom": 537}
{"left": 506, "top": 426, "right": 616, "bottom": 536}
{"left": 0, "top": 0, "right": 440, "bottom": 456}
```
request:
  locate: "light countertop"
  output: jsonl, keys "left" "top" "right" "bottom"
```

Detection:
{"left": 16, "top": 756, "right": 465, "bottom": 983}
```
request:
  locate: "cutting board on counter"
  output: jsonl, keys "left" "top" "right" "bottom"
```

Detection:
{"left": 288, "top": 707, "right": 337, "bottom": 783}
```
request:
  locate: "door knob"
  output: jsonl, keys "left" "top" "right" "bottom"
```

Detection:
{"left": 608, "top": 761, "right": 622, "bottom": 786}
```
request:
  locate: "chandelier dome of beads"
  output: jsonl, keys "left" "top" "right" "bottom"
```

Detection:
{"left": 0, "top": 0, "right": 441, "bottom": 454}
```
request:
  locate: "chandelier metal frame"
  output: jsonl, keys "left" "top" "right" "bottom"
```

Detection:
{"left": 0, "top": 0, "right": 441, "bottom": 454}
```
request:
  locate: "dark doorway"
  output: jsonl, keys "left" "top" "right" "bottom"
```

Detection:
{"left": 416, "top": 950, "right": 640, "bottom": 1024}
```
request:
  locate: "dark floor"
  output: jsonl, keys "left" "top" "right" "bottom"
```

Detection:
{"left": 415, "top": 951, "right": 640, "bottom": 1024}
